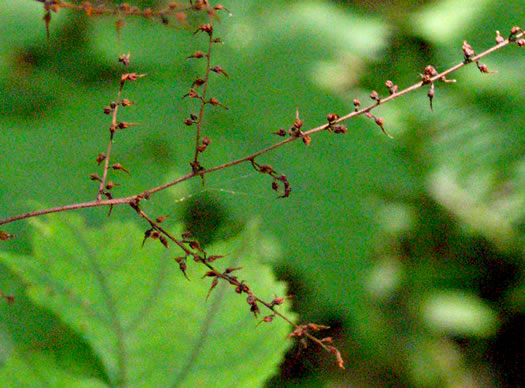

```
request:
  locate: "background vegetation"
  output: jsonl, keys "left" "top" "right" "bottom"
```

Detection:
{"left": 0, "top": 0, "right": 523, "bottom": 386}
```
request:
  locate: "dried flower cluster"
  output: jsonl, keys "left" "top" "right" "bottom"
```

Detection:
{"left": 1, "top": 0, "right": 524, "bottom": 371}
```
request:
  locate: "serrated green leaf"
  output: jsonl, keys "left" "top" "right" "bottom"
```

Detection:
{"left": 0, "top": 214, "right": 293, "bottom": 387}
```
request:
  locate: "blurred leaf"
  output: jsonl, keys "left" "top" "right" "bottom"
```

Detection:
{"left": 411, "top": 0, "right": 493, "bottom": 44}
{"left": 0, "top": 1, "right": 53, "bottom": 58}
{"left": 506, "top": 281, "right": 525, "bottom": 313}
{"left": 1, "top": 0, "right": 523, "bottom": 385}
{"left": 412, "top": 0, "right": 525, "bottom": 47}
{"left": 407, "top": 336, "right": 470, "bottom": 387}
{"left": 0, "top": 214, "right": 293, "bottom": 387}
{"left": 428, "top": 169, "right": 520, "bottom": 252}
{"left": 422, "top": 291, "right": 499, "bottom": 337}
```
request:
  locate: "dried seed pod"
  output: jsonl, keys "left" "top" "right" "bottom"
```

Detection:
{"left": 302, "top": 135, "right": 311, "bottom": 145}
{"left": 156, "top": 215, "right": 169, "bottom": 223}
{"left": 375, "top": 117, "right": 393, "bottom": 139}
{"left": 211, "top": 65, "right": 229, "bottom": 78}
{"left": 272, "top": 128, "right": 286, "bottom": 136}
{"left": 183, "top": 88, "right": 200, "bottom": 99}
{"left": 111, "top": 163, "right": 130, "bottom": 174}
{"left": 189, "top": 240, "right": 202, "bottom": 251}
{"left": 509, "top": 26, "right": 522, "bottom": 37}
{"left": 195, "top": 24, "right": 213, "bottom": 35}
{"left": 192, "top": 78, "right": 205, "bottom": 88}
{"left": 462, "top": 40, "right": 476, "bottom": 61}
{"left": 224, "top": 267, "right": 242, "bottom": 274}
{"left": 250, "top": 303, "right": 260, "bottom": 317}
{"left": 385, "top": 80, "right": 398, "bottom": 95}
{"left": 208, "top": 97, "right": 228, "bottom": 109}
{"left": 329, "top": 346, "right": 345, "bottom": 370}
{"left": 105, "top": 181, "right": 120, "bottom": 190}
{"left": 206, "top": 255, "right": 225, "bottom": 263}
{"left": 120, "top": 73, "right": 146, "bottom": 84}
{"left": 159, "top": 235, "right": 169, "bottom": 248}
{"left": 176, "top": 259, "right": 189, "bottom": 280}
{"left": 0, "top": 230, "right": 16, "bottom": 241}
{"left": 428, "top": 83, "right": 435, "bottom": 111}
{"left": 96, "top": 153, "right": 106, "bottom": 165}
{"left": 181, "top": 231, "right": 193, "bottom": 239}
{"left": 424, "top": 65, "right": 438, "bottom": 77}
{"left": 175, "top": 11, "right": 187, "bottom": 22}
{"left": 495, "top": 30, "right": 505, "bottom": 44}
{"left": 333, "top": 125, "right": 347, "bottom": 134}
{"left": 477, "top": 63, "right": 496, "bottom": 74}
{"left": 117, "top": 122, "right": 139, "bottom": 130}
{"left": 186, "top": 51, "right": 206, "bottom": 59}
{"left": 327, "top": 113, "right": 339, "bottom": 122}
{"left": 206, "top": 277, "right": 219, "bottom": 300}
{"left": 257, "top": 164, "right": 274, "bottom": 174}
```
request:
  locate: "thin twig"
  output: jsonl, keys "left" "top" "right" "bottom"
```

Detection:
{"left": 1, "top": 30, "right": 522, "bottom": 227}
{"left": 131, "top": 204, "right": 336, "bottom": 363}
{"left": 52, "top": 1, "right": 193, "bottom": 18}
{"left": 192, "top": 31, "right": 214, "bottom": 167}
{"left": 97, "top": 87, "right": 123, "bottom": 201}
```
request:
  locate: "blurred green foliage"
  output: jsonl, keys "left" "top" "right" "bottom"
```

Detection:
{"left": 0, "top": 0, "right": 523, "bottom": 387}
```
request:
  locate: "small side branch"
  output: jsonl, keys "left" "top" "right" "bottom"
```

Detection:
{"left": 1, "top": 28, "right": 522, "bottom": 228}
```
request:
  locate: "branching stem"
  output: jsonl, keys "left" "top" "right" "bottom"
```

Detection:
{"left": 4, "top": 2, "right": 522, "bottom": 371}
{"left": 97, "top": 87, "right": 123, "bottom": 201}
{"left": 193, "top": 33, "right": 214, "bottom": 167}
{"left": 132, "top": 205, "right": 335, "bottom": 360}
{"left": 1, "top": 30, "right": 522, "bottom": 227}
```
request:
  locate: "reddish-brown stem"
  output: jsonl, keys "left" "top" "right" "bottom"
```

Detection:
{"left": 0, "top": 199, "right": 128, "bottom": 226}
{"left": 97, "top": 87, "right": 123, "bottom": 201}
{"left": 132, "top": 205, "right": 335, "bottom": 361}
{"left": 130, "top": 203, "right": 192, "bottom": 255}
{"left": 192, "top": 32, "right": 214, "bottom": 167}
{"left": 253, "top": 295, "right": 334, "bottom": 355}
{"left": 57, "top": 1, "right": 193, "bottom": 18}
{"left": 0, "top": 30, "right": 522, "bottom": 228}
{"left": 97, "top": 135, "right": 114, "bottom": 201}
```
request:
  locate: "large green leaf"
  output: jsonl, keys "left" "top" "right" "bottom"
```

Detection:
{"left": 0, "top": 351, "right": 107, "bottom": 388}
{"left": 0, "top": 214, "right": 293, "bottom": 387}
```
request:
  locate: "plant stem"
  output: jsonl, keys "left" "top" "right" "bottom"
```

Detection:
{"left": 192, "top": 32, "right": 214, "bottom": 167}
{"left": 0, "top": 30, "right": 522, "bottom": 228}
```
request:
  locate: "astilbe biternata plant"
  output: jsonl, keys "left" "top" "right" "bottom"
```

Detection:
{"left": 1, "top": 0, "right": 524, "bottom": 370}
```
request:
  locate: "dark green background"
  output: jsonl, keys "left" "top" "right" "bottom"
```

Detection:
{"left": 1, "top": 0, "right": 523, "bottom": 386}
